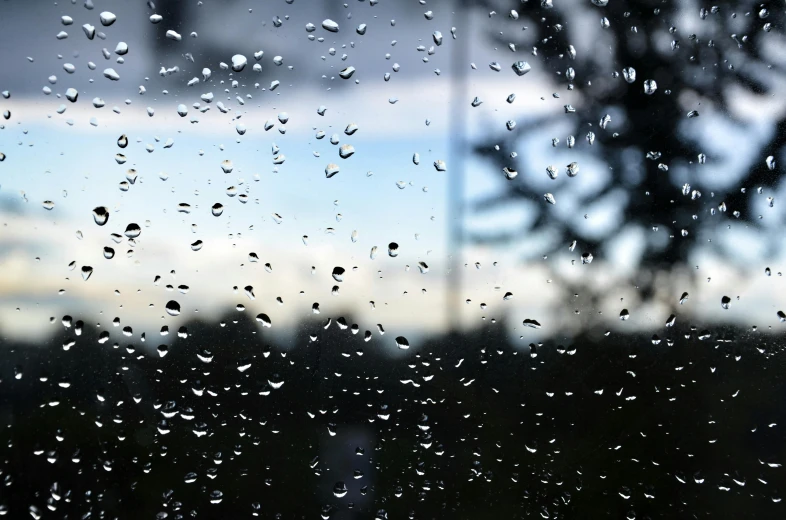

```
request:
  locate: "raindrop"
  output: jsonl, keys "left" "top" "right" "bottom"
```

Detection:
{"left": 92, "top": 206, "right": 109, "bottom": 226}
{"left": 322, "top": 19, "right": 339, "bottom": 32}
{"left": 388, "top": 242, "right": 399, "bottom": 257}
{"left": 332, "top": 266, "right": 346, "bottom": 282}
{"left": 231, "top": 55, "right": 247, "bottom": 72}
{"left": 80, "top": 266, "right": 93, "bottom": 281}
{"left": 619, "top": 309, "right": 630, "bottom": 320}
{"left": 165, "top": 300, "right": 181, "bottom": 316}
{"left": 99, "top": 11, "right": 116, "bottom": 26}
{"left": 512, "top": 61, "right": 531, "bottom": 76}
{"left": 124, "top": 223, "right": 141, "bottom": 238}
{"left": 643, "top": 79, "right": 657, "bottom": 95}
{"left": 256, "top": 313, "right": 272, "bottom": 328}
{"left": 339, "top": 66, "right": 356, "bottom": 79}
{"left": 721, "top": 296, "right": 731, "bottom": 309}
{"left": 395, "top": 336, "right": 410, "bottom": 350}
{"left": 333, "top": 481, "right": 348, "bottom": 498}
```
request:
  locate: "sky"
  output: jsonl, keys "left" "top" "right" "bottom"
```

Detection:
{"left": 1, "top": 0, "right": 785, "bottom": 351}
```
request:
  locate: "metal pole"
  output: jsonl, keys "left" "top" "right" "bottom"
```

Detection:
{"left": 448, "top": 0, "right": 468, "bottom": 333}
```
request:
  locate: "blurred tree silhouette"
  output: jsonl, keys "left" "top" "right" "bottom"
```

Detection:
{"left": 470, "top": 0, "right": 785, "bottom": 303}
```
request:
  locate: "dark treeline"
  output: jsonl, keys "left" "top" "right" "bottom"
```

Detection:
{"left": 1, "top": 313, "right": 784, "bottom": 519}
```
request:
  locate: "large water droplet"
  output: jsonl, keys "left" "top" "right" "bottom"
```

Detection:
{"left": 99, "top": 11, "right": 116, "bottom": 26}
{"left": 512, "top": 61, "right": 531, "bottom": 76}
{"left": 395, "top": 336, "right": 410, "bottom": 350}
{"left": 231, "top": 54, "right": 247, "bottom": 72}
{"left": 325, "top": 163, "right": 339, "bottom": 178}
{"left": 124, "top": 223, "right": 141, "bottom": 238}
{"left": 165, "top": 300, "right": 181, "bottom": 316}
{"left": 333, "top": 481, "right": 348, "bottom": 498}
{"left": 92, "top": 206, "right": 109, "bottom": 226}
{"left": 339, "top": 144, "right": 355, "bottom": 159}
{"left": 322, "top": 19, "right": 339, "bottom": 32}
{"left": 80, "top": 266, "right": 93, "bottom": 281}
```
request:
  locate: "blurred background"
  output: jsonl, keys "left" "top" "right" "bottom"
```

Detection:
{"left": 1, "top": 0, "right": 785, "bottom": 518}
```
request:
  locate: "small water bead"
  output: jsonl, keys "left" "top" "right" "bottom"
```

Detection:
{"left": 322, "top": 19, "right": 339, "bottom": 32}
{"left": 522, "top": 319, "right": 541, "bottom": 329}
{"left": 388, "top": 242, "right": 399, "bottom": 257}
{"left": 721, "top": 296, "right": 731, "bottom": 309}
{"left": 92, "top": 206, "right": 109, "bottom": 226}
{"left": 619, "top": 309, "right": 630, "bottom": 320}
{"left": 231, "top": 54, "right": 247, "bottom": 72}
{"left": 643, "top": 79, "right": 657, "bottom": 95}
{"left": 124, "top": 223, "right": 141, "bottom": 238}
{"left": 165, "top": 300, "right": 181, "bottom": 316}
{"left": 80, "top": 266, "right": 93, "bottom": 281}
{"left": 395, "top": 336, "right": 410, "bottom": 350}
{"left": 511, "top": 61, "right": 531, "bottom": 76}
{"left": 333, "top": 481, "right": 348, "bottom": 498}
{"left": 99, "top": 11, "right": 116, "bottom": 26}
{"left": 332, "top": 267, "right": 345, "bottom": 282}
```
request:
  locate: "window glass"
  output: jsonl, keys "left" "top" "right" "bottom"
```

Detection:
{"left": 0, "top": 1, "right": 784, "bottom": 518}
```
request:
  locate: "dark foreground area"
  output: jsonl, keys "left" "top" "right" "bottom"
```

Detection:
{"left": 1, "top": 316, "right": 784, "bottom": 519}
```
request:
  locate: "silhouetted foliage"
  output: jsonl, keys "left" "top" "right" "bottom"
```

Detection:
{"left": 471, "top": 0, "right": 785, "bottom": 302}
